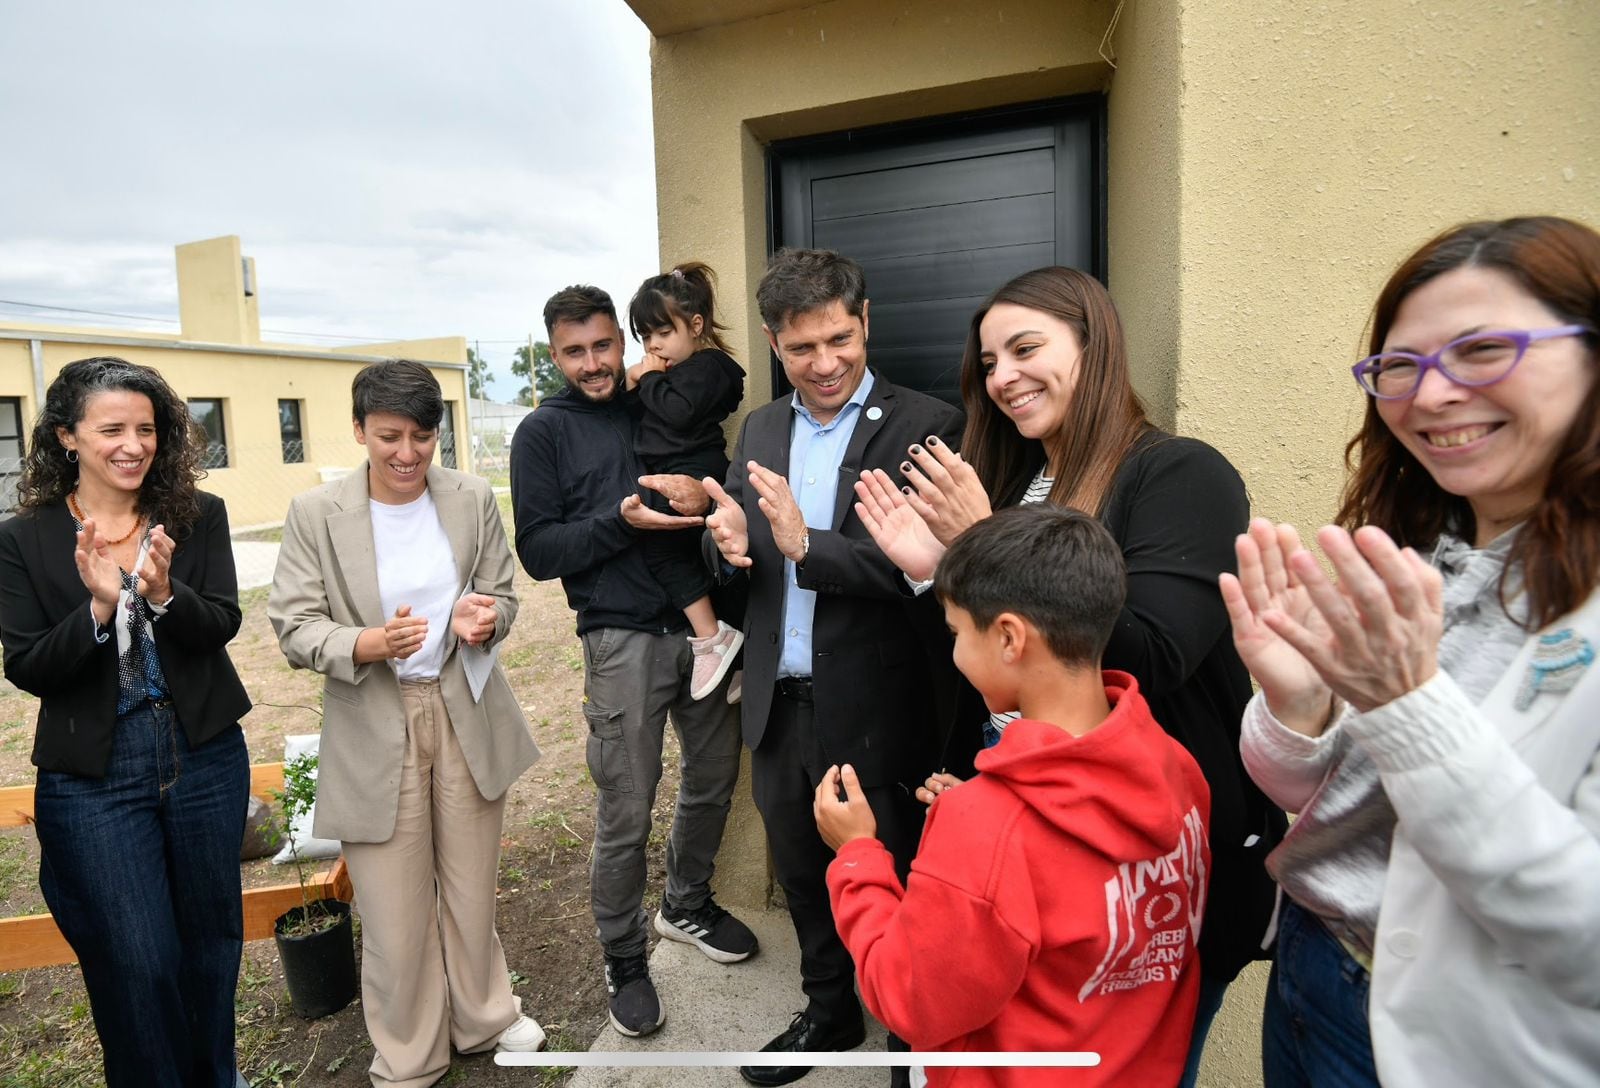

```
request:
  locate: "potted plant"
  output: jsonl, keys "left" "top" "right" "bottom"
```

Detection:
{"left": 270, "top": 752, "right": 357, "bottom": 1019}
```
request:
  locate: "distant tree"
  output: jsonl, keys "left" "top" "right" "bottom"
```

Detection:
{"left": 512, "top": 341, "right": 560, "bottom": 406}
{"left": 467, "top": 347, "right": 494, "bottom": 400}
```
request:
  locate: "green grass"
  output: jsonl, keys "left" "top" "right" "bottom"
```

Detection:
{"left": 0, "top": 837, "right": 29, "bottom": 900}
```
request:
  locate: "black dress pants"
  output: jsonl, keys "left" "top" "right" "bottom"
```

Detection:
{"left": 750, "top": 683, "right": 925, "bottom": 1025}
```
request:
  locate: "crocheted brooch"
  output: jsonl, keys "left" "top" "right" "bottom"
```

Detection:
{"left": 1513, "top": 628, "right": 1594, "bottom": 712}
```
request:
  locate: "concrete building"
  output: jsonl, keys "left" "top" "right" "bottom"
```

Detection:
{"left": 616, "top": 3, "right": 1596, "bottom": 1081}
{"left": 0, "top": 235, "right": 471, "bottom": 526}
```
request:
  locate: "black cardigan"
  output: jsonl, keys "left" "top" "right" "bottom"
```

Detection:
{"left": 0, "top": 492, "right": 251, "bottom": 777}
{"left": 632, "top": 347, "right": 746, "bottom": 466}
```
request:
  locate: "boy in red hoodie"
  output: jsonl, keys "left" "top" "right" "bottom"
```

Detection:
{"left": 814, "top": 504, "right": 1212, "bottom": 1087}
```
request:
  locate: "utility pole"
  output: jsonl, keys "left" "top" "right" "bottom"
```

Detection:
{"left": 529, "top": 334, "right": 538, "bottom": 407}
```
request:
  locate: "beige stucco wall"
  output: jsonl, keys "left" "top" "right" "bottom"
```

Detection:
{"left": 1155, "top": 0, "right": 1599, "bottom": 535}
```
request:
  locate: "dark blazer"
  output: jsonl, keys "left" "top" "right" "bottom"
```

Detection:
{"left": 0, "top": 493, "right": 251, "bottom": 778}
{"left": 710, "top": 372, "right": 964, "bottom": 786}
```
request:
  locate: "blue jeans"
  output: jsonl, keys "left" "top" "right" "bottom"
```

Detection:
{"left": 1177, "top": 974, "right": 1230, "bottom": 1088}
{"left": 1262, "top": 899, "right": 1380, "bottom": 1088}
{"left": 34, "top": 700, "right": 250, "bottom": 1088}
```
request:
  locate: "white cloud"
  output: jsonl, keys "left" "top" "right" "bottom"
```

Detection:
{"left": 0, "top": 0, "right": 661, "bottom": 394}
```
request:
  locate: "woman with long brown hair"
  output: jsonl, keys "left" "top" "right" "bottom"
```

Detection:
{"left": 0, "top": 357, "right": 251, "bottom": 1086}
{"left": 1221, "top": 216, "right": 1600, "bottom": 1086}
{"left": 854, "top": 266, "right": 1285, "bottom": 1084}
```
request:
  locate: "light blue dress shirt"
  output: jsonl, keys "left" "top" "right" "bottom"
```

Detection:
{"left": 777, "top": 369, "right": 875, "bottom": 678}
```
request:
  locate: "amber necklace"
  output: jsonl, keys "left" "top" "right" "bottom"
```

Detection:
{"left": 67, "top": 491, "right": 144, "bottom": 546}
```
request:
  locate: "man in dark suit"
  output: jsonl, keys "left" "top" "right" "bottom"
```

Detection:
{"left": 702, "top": 249, "right": 963, "bottom": 1086}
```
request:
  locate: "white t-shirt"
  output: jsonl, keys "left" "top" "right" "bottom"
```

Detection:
{"left": 369, "top": 490, "right": 457, "bottom": 681}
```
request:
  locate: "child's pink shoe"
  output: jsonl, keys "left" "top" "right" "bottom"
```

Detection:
{"left": 689, "top": 620, "right": 744, "bottom": 700}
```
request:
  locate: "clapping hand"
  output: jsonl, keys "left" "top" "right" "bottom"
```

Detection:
{"left": 73, "top": 518, "right": 122, "bottom": 627}
{"left": 1220, "top": 518, "right": 1443, "bottom": 730}
{"left": 899, "top": 436, "right": 993, "bottom": 546}
{"left": 136, "top": 525, "right": 174, "bottom": 605}
{"left": 451, "top": 592, "right": 497, "bottom": 646}
{"left": 854, "top": 468, "right": 946, "bottom": 582}
{"left": 747, "top": 462, "right": 808, "bottom": 563}
{"left": 703, "top": 476, "right": 751, "bottom": 568}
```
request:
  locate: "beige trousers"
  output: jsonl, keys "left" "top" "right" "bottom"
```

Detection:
{"left": 343, "top": 679, "right": 520, "bottom": 1088}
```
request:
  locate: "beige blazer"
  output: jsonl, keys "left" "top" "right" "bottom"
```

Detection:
{"left": 268, "top": 465, "right": 540, "bottom": 843}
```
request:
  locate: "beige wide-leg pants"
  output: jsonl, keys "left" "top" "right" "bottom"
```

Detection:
{"left": 342, "top": 679, "right": 520, "bottom": 1088}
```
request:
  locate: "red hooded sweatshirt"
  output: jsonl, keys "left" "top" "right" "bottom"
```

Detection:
{"left": 826, "top": 671, "right": 1211, "bottom": 1088}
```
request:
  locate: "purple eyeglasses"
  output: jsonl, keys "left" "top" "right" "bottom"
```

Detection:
{"left": 1352, "top": 324, "right": 1593, "bottom": 399}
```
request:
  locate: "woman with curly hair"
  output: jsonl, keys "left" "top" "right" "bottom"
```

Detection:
{"left": 0, "top": 357, "right": 251, "bottom": 1087}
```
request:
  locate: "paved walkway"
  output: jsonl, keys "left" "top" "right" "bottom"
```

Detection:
{"left": 562, "top": 907, "right": 1267, "bottom": 1087}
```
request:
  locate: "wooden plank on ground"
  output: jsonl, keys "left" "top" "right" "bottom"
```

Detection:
{"left": 0, "top": 786, "right": 34, "bottom": 829}
{"left": 0, "top": 913, "right": 76, "bottom": 972}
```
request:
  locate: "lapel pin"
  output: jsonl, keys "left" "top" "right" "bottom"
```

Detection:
{"left": 866, "top": 406, "right": 883, "bottom": 421}
{"left": 1513, "top": 628, "right": 1594, "bottom": 711}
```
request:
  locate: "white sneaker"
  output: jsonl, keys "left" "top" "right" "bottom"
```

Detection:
{"left": 726, "top": 669, "right": 743, "bottom": 705}
{"left": 495, "top": 1014, "right": 547, "bottom": 1053}
{"left": 689, "top": 620, "right": 744, "bottom": 700}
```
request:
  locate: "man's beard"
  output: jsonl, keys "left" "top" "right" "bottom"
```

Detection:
{"left": 567, "top": 364, "right": 623, "bottom": 402}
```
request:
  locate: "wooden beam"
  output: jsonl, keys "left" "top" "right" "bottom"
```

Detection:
{"left": 0, "top": 913, "right": 75, "bottom": 973}
{"left": 0, "top": 786, "right": 33, "bottom": 830}
{"left": 0, "top": 762, "right": 289, "bottom": 829}
{"left": 0, "top": 763, "right": 346, "bottom": 972}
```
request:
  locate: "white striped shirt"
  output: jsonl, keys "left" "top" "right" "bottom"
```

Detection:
{"left": 989, "top": 469, "right": 1054, "bottom": 738}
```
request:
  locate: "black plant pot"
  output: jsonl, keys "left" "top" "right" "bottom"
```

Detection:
{"left": 274, "top": 898, "right": 357, "bottom": 1019}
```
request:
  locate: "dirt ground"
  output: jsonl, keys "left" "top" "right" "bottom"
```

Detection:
{"left": 0, "top": 498, "right": 684, "bottom": 1086}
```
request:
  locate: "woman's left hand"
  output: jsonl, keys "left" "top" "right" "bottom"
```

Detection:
{"left": 1260, "top": 525, "right": 1443, "bottom": 714}
{"left": 451, "top": 592, "right": 498, "bottom": 646}
{"left": 136, "top": 525, "right": 174, "bottom": 604}
{"left": 900, "top": 436, "right": 992, "bottom": 546}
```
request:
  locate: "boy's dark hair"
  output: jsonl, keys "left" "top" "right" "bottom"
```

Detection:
{"left": 935, "top": 504, "right": 1126, "bottom": 666}
{"left": 351, "top": 359, "right": 444, "bottom": 429}
{"left": 543, "top": 284, "right": 618, "bottom": 338}
{"left": 756, "top": 248, "right": 867, "bottom": 333}
{"left": 628, "top": 260, "right": 733, "bottom": 353}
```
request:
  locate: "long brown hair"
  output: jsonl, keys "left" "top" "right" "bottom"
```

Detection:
{"left": 1336, "top": 216, "right": 1600, "bottom": 629}
{"left": 960, "top": 266, "right": 1151, "bottom": 514}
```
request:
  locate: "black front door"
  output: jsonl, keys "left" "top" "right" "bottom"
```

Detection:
{"left": 769, "top": 97, "right": 1104, "bottom": 405}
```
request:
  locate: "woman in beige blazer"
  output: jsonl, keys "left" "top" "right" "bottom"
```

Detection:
{"left": 269, "top": 360, "right": 542, "bottom": 1088}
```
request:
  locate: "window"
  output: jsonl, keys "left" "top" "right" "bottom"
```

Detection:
{"left": 0, "top": 397, "right": 22, "bottom": 515}
{"left": 188, "top": 398, "right": 229, "bottom": 468}
{"left": 278, "top": 399, "right": 305, "bottom": 464}
{"left": 438, "top": 401, "right": 458, "bottom": 469}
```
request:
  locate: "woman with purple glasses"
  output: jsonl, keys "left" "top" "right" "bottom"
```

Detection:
{"left": 1220, "top": 216, "right": 1600, "bottom": 1087}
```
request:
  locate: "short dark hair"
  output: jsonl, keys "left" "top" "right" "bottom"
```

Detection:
{"left": 351, "top": 359, "right": 444, "bottom": 429}
{"left": 935, "top": 504, "right": 1126, "bottom": 667}
{"left": 756, "top": 248, "right": 867, "bottom": 332}
{"left": 543, "top": 285, "right": 618, "bottom": 338}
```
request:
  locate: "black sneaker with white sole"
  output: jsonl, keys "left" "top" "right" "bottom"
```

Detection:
{"left": 653, "top": 897, "right": 760, "bottom": 964}
{"left": 603, "top": 954, "right": 664, "bottom": 1037}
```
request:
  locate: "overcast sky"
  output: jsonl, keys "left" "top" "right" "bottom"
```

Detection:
{"left": 0, "top": 0, "right": 657, "bottom": 397}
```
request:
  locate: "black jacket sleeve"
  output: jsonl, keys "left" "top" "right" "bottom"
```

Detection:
{"left": 0, "top": 514, "right": 111, "bottom": 698}
{"left": 1101, "top": 438, "right": 1249, "bottom": 697}
{"left": 511, "top": 410, "right": 637, "bottom": 581}
{"left": 635, "top": 354, "right": 741, "bottom": 434}
{"left": 153, "top": 494, "right": 244, "bottom": 654}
